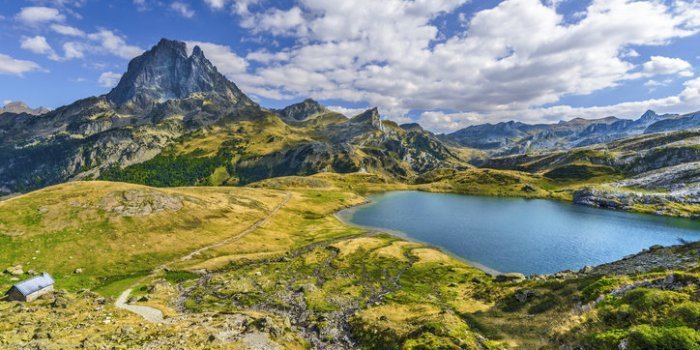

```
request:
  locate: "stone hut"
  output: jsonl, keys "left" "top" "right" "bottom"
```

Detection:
{"left": 5, "top": 273, "right": 55, "bottom": 302}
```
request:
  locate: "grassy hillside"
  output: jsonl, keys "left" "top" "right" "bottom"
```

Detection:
{"left": 0, "top": 181, "right": 287, "bottom": 292}
{"left": 0, "top": 177, "right": 699, "bottom": 349}
{"left": 98, "top": 112, "right": 469, "bottom": 187}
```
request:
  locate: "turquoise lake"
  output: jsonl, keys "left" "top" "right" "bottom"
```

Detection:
{"left": 337, "top": 191, "right": 700, "bottom": 275}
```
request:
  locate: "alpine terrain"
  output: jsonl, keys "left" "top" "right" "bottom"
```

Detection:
{"left": 1, "top": 38, "right": 700, "bottom": 349}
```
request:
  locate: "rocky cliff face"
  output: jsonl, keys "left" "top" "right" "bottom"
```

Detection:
{"left": 107, "top": 39, "right": 254, "bottom": 111}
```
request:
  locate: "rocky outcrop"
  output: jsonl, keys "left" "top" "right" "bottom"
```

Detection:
{"left": 100, "top": 189, "right": 185, "bottom": 216}
{"left": 590, "top": 242, "right": 700, "bottom": 275}
{"left": 573, "top": 187, "right": 700, "bottom": 218}
{"left": 613, "top": 162, "right": 700, "bottom": 192}
{"left": 349, "top": 108, "right": 383, "bottom": 131}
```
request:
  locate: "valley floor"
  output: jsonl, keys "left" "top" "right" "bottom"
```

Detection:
{"left": 0, "top": 173, "right": 699, "bottom": 349}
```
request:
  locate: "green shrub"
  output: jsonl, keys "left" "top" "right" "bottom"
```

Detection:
{"left": 583, "top": 329, "right": 627, "bottom": 350}
{"left": 622, "top": 288, "right": 689, "bottom": 312}
{"left": 673, "top": 302, "right": 700, "bottom": 328}
{"left": 164, "top": 270, "right": 200, "bottom": 284}
{"left": 528, "top": 296, "right": 559, "bottom": 314}
{"left": 627, "top": 325, "right": 700, "bottom": 350}
{"left": 581, "top": 277, "right": 623, "bottom": 302}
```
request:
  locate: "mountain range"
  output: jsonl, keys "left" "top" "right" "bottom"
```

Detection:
{"left": 1, "top": 38, "right": 699, "bottom": 196}
{"left": 443, "top": 109, "right": 700, "bottom": 156}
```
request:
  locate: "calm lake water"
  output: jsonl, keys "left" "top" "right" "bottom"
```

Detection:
{"left": 337, "top": 191, "right": 700, "bottom": 275}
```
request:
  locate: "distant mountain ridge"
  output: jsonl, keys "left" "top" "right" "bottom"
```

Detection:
{"left": 443, "top": 109, "right": 698, "bottom": 155}
{"left": 0, "top": 101, "right": 50, "bottom": 116}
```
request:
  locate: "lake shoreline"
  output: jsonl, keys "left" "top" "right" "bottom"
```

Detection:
{"left": 336, "top": 190, "right": 700, "bottom": 277}
{"left": 335, "top": 192, "right": 504, "bottom": 276}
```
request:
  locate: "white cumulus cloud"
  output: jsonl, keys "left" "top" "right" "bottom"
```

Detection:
{"left": 20, "top": 36, "right": 54, "bottom": 55}
{"left": 98, "top": 71, "right": 122, "bottom": 87}
{"left": 217, "top": 0, "right": 700, "bottom": 130}
{"left": 50, "top": 23, "right": 85, "bottom": 37}
{"left": 642, "top": 56, "right": 694, "bottom": 77}
{"left": 87, "top": 30, "right": 143, "bottom": 59}
{"left": 15, "top": 6, "right": 65, "bottom": 25}
{"left": 0, "top": 54, "right": 42, "bottom": 76}
{"left": 171, "top": 2, "right": 195, "bottom": 18}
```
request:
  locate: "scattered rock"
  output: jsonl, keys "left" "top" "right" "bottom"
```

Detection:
{"left": 5, "top": 265, "right": 23, "bottom": 276}
{"left": 579, "top": 265, "right": 594, "bottom": 274}
{"left": 521, "top": 184, "right": 536, "bottom": 193}
{"left": 32, "top": 330, "right": 52, "bottom": 340}
{"left": 515, "top": 289, "right": 539, "bottom": 303}
{"left": 649, "top": 244, "right": 664, "bottom": 252}
{"left": 74, "top": 268, "right": 83, "bottom": 274}
{"left": 100, "top": 190, "right": 184, "bottom": 217}
{"left": 298, "top": 284, "right": 318, "bottom": 293}
{"left": 495, "top": 273, "right": 526, "bottom": 283}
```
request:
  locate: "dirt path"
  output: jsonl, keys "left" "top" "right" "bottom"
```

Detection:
{"left": 158, "top": 192, "right": 292, "bottom": 269}
{"left": 115, "top": 192, "right": 292, "bottom": 323}
{"left": 115, "top": 289, "right": 164, "bottom": 323}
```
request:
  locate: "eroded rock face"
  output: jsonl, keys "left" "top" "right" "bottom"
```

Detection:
{"left": 107, "top": 39, "right": 253, "bottom": 110}
{"left": 100, "top": 190, "right": 184, "bottom": 216}
{"left": 573, "top": 187, "right": 700, "bottom": 218}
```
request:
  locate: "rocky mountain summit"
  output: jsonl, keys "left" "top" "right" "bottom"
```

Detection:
{"left": 107, "top": 39, "right": 254, "bottom": 111}
{"left": 0, "top": 101, "right": 50, "bottom": 116}
{"left": 0, "top": 39, "right": 261, "bottom": 195}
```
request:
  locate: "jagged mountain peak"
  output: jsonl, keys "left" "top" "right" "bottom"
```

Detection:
{"left": 277, "top": 98, "right": 329, "bottom": 121}
{"left": 350, "top": 107, "right": 383, "bottom": 130}
{"left": 639, "top": 109, "right": 659, "bottom": 123}
{"left": 106, "top": 38, "right": 252, "bottom": 109}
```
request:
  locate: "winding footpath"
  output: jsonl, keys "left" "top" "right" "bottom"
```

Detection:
{"left": 115, "top": 192, "right": 292, "bottom": 323}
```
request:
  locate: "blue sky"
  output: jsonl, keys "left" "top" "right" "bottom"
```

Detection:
{"left": 1, "top": 0, "right": 699, "bottom": 132}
